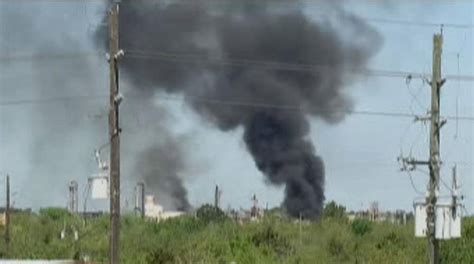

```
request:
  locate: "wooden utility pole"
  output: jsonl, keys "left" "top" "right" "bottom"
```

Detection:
{"left": 426, "top": 34, "right": 443, "bottom": 264}
{"left": 398, "top": 34, "right": 444, "bottom": 264}
{"left": 108, "top": 3, "right": 122, "bottom": 264}
{"left": 5, "top": 175, "right": 10, "bottom": 257}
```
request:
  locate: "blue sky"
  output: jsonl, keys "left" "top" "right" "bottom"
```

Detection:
{"left": 0, "top": 1, "right": 472, "bottom": 214}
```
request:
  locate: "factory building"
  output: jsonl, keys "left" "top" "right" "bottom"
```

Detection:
{"left": 144, "top": 195, "right": 185, "bottom": 222}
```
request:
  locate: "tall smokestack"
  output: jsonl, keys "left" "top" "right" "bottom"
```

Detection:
{"left": 214, "top": 185, "right": 221, "bottom": 209}
{"left": 68, "top": 181, "right": 78, "bottom": 214}
{"left": 135, "top": 182, "right": 145, "bottom": 218}
{"left": 97, "top": 0, "right": 381, "bottom": 219}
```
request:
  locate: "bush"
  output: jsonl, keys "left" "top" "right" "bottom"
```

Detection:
{"left": 440, "top": 217, "right": 474, "bottom": 263}
{"left": 6, "top": 207, "right": 473, "bottom": 263}
{"left": 39, "top": 207, "right": 70, "bottom": 221}
{"left": 251, "top": 225, "right": 293, "bottom": 258}
{"left": 146, "top": 247, "right": 175, "bottom": 264}
{"left": 351, "top": 219, "right": 372, "bottom": 236}
{"left": 323, "top": 201, "right": 347, "bottom": 220}
{"left": 376, "top": 231, "right": 405, "bottom": 250}
{"left": 327, "top": 236, "right": 347, "bottom": 260}
{"left": 196, "top": 204, "right": 228, "bottom": 224}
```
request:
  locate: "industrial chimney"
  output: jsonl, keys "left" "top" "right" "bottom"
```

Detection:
{"left": 135, "top": 182, "right": 145, "bottom": 218}
{"left": 68, "top": 181, "right": 78, "bottom": 214}
{"left": 214, "top": 185, "right": 220, "bottom": 209}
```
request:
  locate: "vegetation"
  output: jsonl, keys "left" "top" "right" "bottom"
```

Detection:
{"left": 351, "top": 219, "right": 373, "bottom": 236}
{"left": 322, "top": 200, "right": 347, "bottom": 220}
{"left": 0, "top": 204, "right": 472, "bottom": 263}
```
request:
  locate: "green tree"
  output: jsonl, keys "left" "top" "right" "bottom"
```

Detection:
{"left": 39, "top": 207, "right": 70, "bottom": 221}
{"left": 351, "top": 219, "right": 372, "bottom": 236}
{"left": 323, "top": 201, "right": 346, "bottom": 219}
{"left": 196, "top": 204, "right": 228, "bottom": 224}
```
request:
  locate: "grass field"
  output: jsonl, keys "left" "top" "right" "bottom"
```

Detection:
{"left": 0, "top": 206, "right": 473, "bottom": 263}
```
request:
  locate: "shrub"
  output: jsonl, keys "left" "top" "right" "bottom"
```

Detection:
{"left": 440, "top": 218, "right": 474, "bottom": 263}
{"left": 351, "top": 219, "right": 372, "bottom": 236}
{"left": 146, "top": 247, "right": 175, "bottom": 264}
{"left": 196, "top": 204, "right": 228, "bottom": 224}
{"left": 376, "top": 231, "right": 405, "bottom": 250}
{"left": 327, "top": 236, "right": 347, "bottom": 259}
{"left": 323, "top": 201, "right": 347, "bottom": 219}
{"left": 251, "top": 225, "right": 293, "bottom": 257}
{"left": 39, "top": 207, "right": 69, "bottom": 221}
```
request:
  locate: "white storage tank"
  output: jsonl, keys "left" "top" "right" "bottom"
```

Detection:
{"left": 414, "top": 202, "right": 427, "bottom": 237}
{"left": 90, "top": 176, "right": 109, "bottom": 199}
{"left": 414, "top": 202, "right": 462, "bottom": 239}
{"left": 450, "top": 204, "right": 462, "bottom": 238}
{"left": 435, "top": 205, "right": 451, "bottom": 239}
{"left": 435, "top": 203, "right": 462, "bottom": 239}
{"left": 144, "top": 195, "right": 163, "bottom": 220}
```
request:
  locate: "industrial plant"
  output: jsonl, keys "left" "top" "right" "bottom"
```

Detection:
{"left": 1, "top": 0, "right": 473, "bottom": 263}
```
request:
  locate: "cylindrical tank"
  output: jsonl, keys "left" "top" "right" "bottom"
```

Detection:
{"left": 68, "top": 181, "right": 78, "bottom": 213}
{"left": 135, "top": 182, "right": 145, "bottom": 218}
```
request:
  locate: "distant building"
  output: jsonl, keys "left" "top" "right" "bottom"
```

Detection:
{"left": 250, "top": 194, "right": 264, "bottom": 222}
{"left": 369, "top": 202, "right": 380, "bottom": 222}
{"left": 225, "top": 195, "right": 265, "bottom": 224}
{"left": 346, "top": 204, "right": 410, "bottom": 225}
{"left": 144, "top": 195, "right": 185, "bottom": 222}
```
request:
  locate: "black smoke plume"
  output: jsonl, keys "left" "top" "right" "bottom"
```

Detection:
{"left": 100, "top": 0, "right": 380, "bottom": 218}
{"left": 134, "top": 135, "right": 191, "bottom": 211}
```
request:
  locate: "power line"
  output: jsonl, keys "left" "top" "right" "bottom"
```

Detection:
{"left": 0, "top": 95, "right": 107, "bottom": 106}
{"left": 1, "top": 50, "right": 473, "bottom": 81}
{"left": 125, "top": 49, "right": 474, "bottom": 82}
{"left": 0, "top": 52, "right": 102, "bottom": 62}
{"left": 126, "top": 49, "right": 425, "bottom": 78}
{"left": 407, "top": 170, "right": 425, "bottom": 196}
{"left": 2, "top": 93, "right": 474, "bottom": 121}
{"left": 3, "top": 0, "right": 474, "bottom": 32}
{"left": 161, "top": 93, "right": 419, "bottom": 118}
{"left": 364, "top": 17, "right": 474, "bottom": 29}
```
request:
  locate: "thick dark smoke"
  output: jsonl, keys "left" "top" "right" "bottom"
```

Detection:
{"left": 134, "top": 135, "right": 191, "bottom": 211}
{"left": 103, "top": 0, "right": 380, "bottom": 218}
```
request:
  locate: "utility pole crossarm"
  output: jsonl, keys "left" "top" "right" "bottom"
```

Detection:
{"left": 414, "top": 116, "right": 447, "bottom": 129}
{"left": 398, "top": 156, "right": 430, "bottom": 171}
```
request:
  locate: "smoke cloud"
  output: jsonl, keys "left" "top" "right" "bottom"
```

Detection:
{"left": 103, "top": 0, "right": 381, "bottom": 218}
{"left": 0, "top": 2, "right": 190, "bottom": 211}
{"left": 0, "top": 3, "right": 109, "bottom": 208}
{"left": 134, "top": 133, "right": 191, "bottom": 211}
